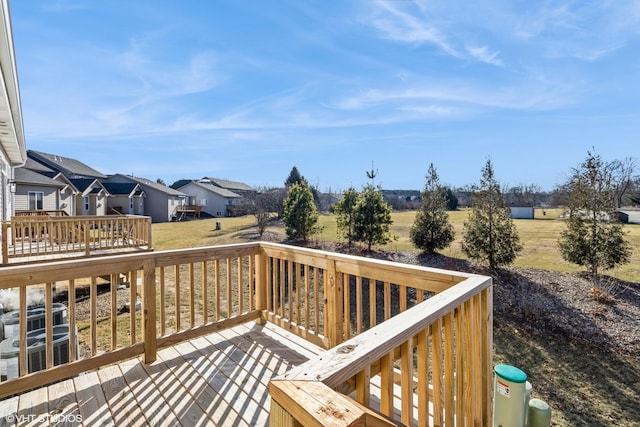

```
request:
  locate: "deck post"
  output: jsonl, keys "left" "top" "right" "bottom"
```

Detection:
{"left": 146, "top": 217, "right": 152, "bottom": 249}
{"left": 142, "top": 258, "right": 157, "bottom": 363}
{"left": 325, "top": 259, "right": 344, "bottom": 348}
{"left": 481, "top": 285, "right": 494, "bottom": 425}
{"left": 255, "top": 251, "right": 268, "bottom": 325}
{"left": 84, "top": 223, "right": 90, "bottom": 256}
{"left": 1, "top": 222, "right": 7, "bottom": 264}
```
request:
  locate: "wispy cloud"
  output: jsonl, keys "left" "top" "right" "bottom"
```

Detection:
{"left": 366, "top": 1, "right": 460, "bottom": 57}
{"left": 466, "top": 46, "right": 502, "bottom": 66}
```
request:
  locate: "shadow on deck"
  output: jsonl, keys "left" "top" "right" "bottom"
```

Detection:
{"left": 0, "top": 322, "right": 321, "bottom": 427}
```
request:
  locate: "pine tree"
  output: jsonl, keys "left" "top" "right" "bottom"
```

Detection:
{"left": 558, "top": 151, "right": 632, "bottom": 277}
{"left": 462, "top": 160, "right": 522, "bottom": 269}
{"left": 334, "top": 187, "right": 359, "bottom": 248}
{"left": 283, "top": 182, "right": 319, "bottom": 241}
{"left": 354, "top": 184, "right": 393, "bottom": 252}
{"left": 411, "top": 164, "right": 455, "bottom": 253}
{"left": 284, "top": 166, "right": 304, "bottom": 188}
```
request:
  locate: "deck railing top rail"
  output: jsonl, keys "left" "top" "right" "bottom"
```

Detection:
{"left": 0, "top": 241, "right": 493, "bottom": 426}
{"left": 2, "top": 215, "right": 152, "bottom": 265}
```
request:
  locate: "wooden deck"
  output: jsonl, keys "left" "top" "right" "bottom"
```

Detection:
{"left": 0, "top": 322, "right": 323, "bottom": 427}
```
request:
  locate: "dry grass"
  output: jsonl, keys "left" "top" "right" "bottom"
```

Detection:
{"left": 148, "top": 210, "right": 640, "bottom": 282}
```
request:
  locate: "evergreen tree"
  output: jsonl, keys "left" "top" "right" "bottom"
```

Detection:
{"left": 284, "top": 166, "right": 320, "bottom": 209}
{"left": 411, "top": 164, "right": 455, "bottom": 253}
{"left": 334, "top": 187, "right": 359, "bottom": 247}
{"left": 558, "top": 151, "right": 632, "bottom": 277}
{"left": 445, "top": 187, "right": 459, "bottom": 211}
{"left": 354, "top": 184, "right": 393, "bottom": 252}
{"left": 285, "top": 166, "right": 304, "bottom": 188}
{"left": 283, "top": 182, "right": 319, "bottom": 241}
{"left": 462, "top": 160, "right": 522, "bottom": 269}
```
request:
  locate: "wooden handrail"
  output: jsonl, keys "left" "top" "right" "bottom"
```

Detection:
{"left": 263, "top": 243, "right": 494, "bottom": 426}
{"left": 0, "top": 241, "right": 493, "bottom": 425}
{"left": 1, "top": 215, "right": 152, "bottom": 264}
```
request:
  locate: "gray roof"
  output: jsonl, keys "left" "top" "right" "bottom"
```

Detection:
{"left": 28, "top": 150, "right": 107, "bottom": 179}
{"left": 111, "top": 174, "right": 186, "bottom": 197}
{"left": 190, "top": 181, "right": 243, "bottom": 198}
{"left": 201, "top": 177, "right": 254, "bottom": 192}
{"left": 102, "top": 182, "right": 143, "bottom": 197}
{"left": 14, "top": 167, "right": 65, "bottom": 188}
{"left": 23, "top": 157, "right": 56, "bottom": 175}
{"left": 70, "top": 178, "right": 107, "bottom": 195}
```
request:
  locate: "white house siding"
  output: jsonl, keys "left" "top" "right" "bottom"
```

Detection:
{"left": 510, "top": 207, "right": 534, "bottom": 219}
{"left": 168, "top": 197, "right": 181, "bottom": 221}
{"left": 109, "top": 195, "right": 132, "bottom": 214}
{"left": 59, "top": 187, "right": 75, "bottom": 216}
{"left": 1, "top": 151, "right": 8, "bottom": 221}
{"left": 180, "top": 183, "right": 231, "bottom": 217}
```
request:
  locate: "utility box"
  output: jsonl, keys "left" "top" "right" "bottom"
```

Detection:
{"left": 493, "top": 364, "right": 528, "bottom": 427}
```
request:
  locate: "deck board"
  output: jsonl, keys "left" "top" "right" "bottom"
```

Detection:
{"left": 2, "top": 322, "right": 320, "bottom": 427}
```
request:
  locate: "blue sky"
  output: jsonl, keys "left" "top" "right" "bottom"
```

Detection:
{"left": 10, "top": 1, "right": 640, "bottom": 191}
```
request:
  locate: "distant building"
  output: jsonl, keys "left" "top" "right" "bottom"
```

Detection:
{"left": 509, "top": 203, "right": 535, "bottom": 219}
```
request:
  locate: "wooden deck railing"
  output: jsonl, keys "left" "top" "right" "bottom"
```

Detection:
{"left": 0, "top": 242, "right": 492, "bottom": 426}
{"left": 1, "top": 215, "right": 152, "bottom": 264}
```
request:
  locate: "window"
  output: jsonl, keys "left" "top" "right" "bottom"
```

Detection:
{"left": 83, "top": 196, "right": 90, "bottom": 211}
{"left": 130, "top": 198, "right": 134, "bottom": 210}
{"left": 28, "top": 192, "right": 44, "bottom": 210}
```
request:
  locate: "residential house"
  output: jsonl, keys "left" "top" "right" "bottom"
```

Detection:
{"left": 199, "top": 177, "right": 255, "bottom": 197}
{"left": 12, "top": 164, "right": 66, "bottom": 212}
{"left": 176, "top": 179, "right": 243, "bottom": 217}
{"left": 105, "top": 174, "right": 186, "bottom": 222}
{"left": 0, "top": 0, "right": 26, "bottom": 225}
{"left": 102, "top": 182, "right": 146, "bottom": 215}
{"left": 26, "top": 150, "right": 112, "bottom": 216}
{"left": 15, "top": 158, "right": 78, "bottom": 215}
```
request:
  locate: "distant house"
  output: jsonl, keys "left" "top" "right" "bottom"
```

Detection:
{"left": 102, "top": 182, "right": 146, "bottom": 215}
{"left": 176, "top": 180, "right": 243, "bottom": 217}
{"left": 68, "top": 178, "right": 110, "bottom": 216}
{"left": 199, "top": 177, "right": 255, "bottom": 197}
{"left": 24, "top": 150, "right": 112, "bottom": 216}
{"left": 12, "top": 166, "right": 67, "bottom": 213}
{"left": 28, "top": 150, "right": 107, "bottom": 180}
{"left": 105, "top": 174, "right": 186, "bottom": 223}
{"left": 510, "top": 203, "right": 535, "bottom": 219}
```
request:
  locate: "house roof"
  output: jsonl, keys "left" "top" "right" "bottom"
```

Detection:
{"left": 28, "top": 150, "right": 107, "bottom": 179}
{"left": 201, "top": 177, "right": 254, "bottom": 192}
{"left": 110, "top": 174, "right": 186, "bottom": 197}
{"left": 102, "top": 182, "right": 144, "bottom": 197}
{"left": 22, "top": 157, "right": 57, "bottom": 175}
{"left": 0, "top": 1, "right": 26, "bottom": 166}
{"left": 70, "top": 178, "right": 109, "bottom": 196}
{"left": 170, "top": 179, "right": 192, "bottom": 190}
{"left": 14, "top": 167, "right": 65, "bottom": 188}
{"left": 188, "top": 181, "right": 243, "bottom": 198}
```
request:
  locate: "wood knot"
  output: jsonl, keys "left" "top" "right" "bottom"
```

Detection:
{"left": 337, "top": 344, "right": 357, "bottom": 354}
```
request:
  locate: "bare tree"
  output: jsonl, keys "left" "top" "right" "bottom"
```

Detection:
{"left": 243, "top": 187, "right": 283, "bottom": 237}
{"left": 608, "top": 157, "right": 637, "bottom": 207}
